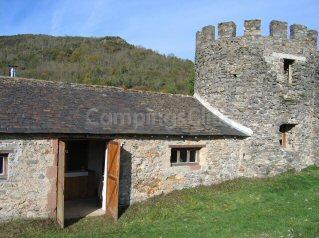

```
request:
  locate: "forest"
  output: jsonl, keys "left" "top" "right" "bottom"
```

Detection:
{"left": 0, "top": 34, "right": 194, "bottom": 95}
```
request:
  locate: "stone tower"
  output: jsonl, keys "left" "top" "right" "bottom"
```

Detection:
{"left": 195, "top": 19, "right": 319, "bottom": 176}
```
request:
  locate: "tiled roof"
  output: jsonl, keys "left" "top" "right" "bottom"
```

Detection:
{"left": 0, "top": 77, "right": 246, "bottom": 136}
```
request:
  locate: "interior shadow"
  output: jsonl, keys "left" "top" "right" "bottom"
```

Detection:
{"left": 118, "top": 148, "right": 132, "bottom": 217}
{"left": 65, "top": 218, "right": 81, "bottom": 227}
{"left": 64, "top": 198, "right": 103, "bottom": 227}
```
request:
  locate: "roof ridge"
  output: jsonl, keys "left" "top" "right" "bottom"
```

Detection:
{"left": 0, "top": 76, "right": 192, "bottom": 98}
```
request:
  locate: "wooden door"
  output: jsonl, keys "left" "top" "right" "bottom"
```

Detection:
{"left": 106, "top": 140, "right": 121, "bottom": 220}
{"left": 57, "top": 140, "right": 65, "bottom": 228}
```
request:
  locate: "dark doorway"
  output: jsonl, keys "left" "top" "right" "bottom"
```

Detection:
{"left": 64, "top": 139, "right": 106, "bottom": 220}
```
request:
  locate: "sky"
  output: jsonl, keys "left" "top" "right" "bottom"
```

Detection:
{"left": 1, "top": 0, "right": 318, "bottom": 60}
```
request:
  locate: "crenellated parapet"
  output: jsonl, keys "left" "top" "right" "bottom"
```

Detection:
{"left": 194, "top": 19, "right": 319, "bottom": 176}
{"left": 196, "top": 19, "right": 318, "bottom": 53}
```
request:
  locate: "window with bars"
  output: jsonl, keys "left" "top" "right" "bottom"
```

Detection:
{"left": 170, "top": 147, "right": 200, "bottom": 165}
{"left": 0, "top": 154, "right": 8, "bottom": 179}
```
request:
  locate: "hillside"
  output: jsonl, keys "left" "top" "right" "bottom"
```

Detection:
{"left": 1, "top": 166, "right": 318, "bottom": 237}
{"left": 0, "top": 34, "right": 194, "bottom": 94}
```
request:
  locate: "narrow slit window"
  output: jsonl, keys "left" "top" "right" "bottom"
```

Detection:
{"left": 279, "top": 124, "right": 296, "bottom": 148}
{"left": 283, "top": 59, "right": 295, "bottom": 83}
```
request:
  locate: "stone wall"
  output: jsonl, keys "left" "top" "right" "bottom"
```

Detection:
{"left": 1, "top": 130, "right": 317, "bottom": 219}
{"left": 0, "top": 135, "right": 246, "bottom": 217}
{"left": 119, "top": 137, "right": 244, "bottom": 205}
{"left": 119, "top": 129, "right": 319, "bottom": 205}
{"left": 314, "top": 60, "right": 319, "bottom": 163}
{"left": 0, "top": 137, "right": 56, "bottom": 220}
{"left": 195, "top": 20, "right": 319, "bottom": 177}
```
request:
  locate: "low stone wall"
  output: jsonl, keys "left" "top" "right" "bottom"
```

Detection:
{"left": 0, "top": 134, "right": 316, "bottom": 220}
{"left": 0, "top": 138, "right": 56, "bottom": 221}
{"left": 119, "top": 136, "right": 316, "bottom": 206}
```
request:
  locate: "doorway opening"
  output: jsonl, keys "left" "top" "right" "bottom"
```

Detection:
{"left": 64, "top": 139, "right": 106, "bottom": 219}
{"left": 56, "top": 139, "right": 122, "bottom": 228}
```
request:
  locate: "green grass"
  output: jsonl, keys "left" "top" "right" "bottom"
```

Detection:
{"left": 1, "top": 166, "right": 319, "bottom": 238}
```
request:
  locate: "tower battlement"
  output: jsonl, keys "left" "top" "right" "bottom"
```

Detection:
{"left": 196, "top": 19, "right": 318, "bottom": 50}
{"left": 194, "top": 18, "right": 319, "bottom": 185}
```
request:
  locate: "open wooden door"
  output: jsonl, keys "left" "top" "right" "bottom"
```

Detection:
{"left": 106, "top": 140, "right": 121, "bottom": 220}
{"left": 57, "top": 140, "right": 65, "bottom": 228}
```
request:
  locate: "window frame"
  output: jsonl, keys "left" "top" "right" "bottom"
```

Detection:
{"left": 169, "top": 145, "right": 203, "bottom": 166}
{"left": 0, "top": 154, "right": 8, "bottom": 179}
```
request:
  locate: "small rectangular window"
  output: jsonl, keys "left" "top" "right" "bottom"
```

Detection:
{"left": 170, "top": 147, "right": 200, "bottom": 165}
{"left": 279, "top": 124, "right": 296, "bottom": 149}
{"left": 283, "top": 59, "right": 295, "bottom": 83}
{"left": 0, "top": 154, "right": 8, "bottom": 179}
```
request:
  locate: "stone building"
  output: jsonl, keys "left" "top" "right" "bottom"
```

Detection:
{"left": 195, "top": 19, "right": 318, "bottom": 176}
{"left": 0, "top": 19, "right": 318, "bottom": 226}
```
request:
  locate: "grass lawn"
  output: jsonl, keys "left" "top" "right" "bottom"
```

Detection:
{"left": 1, "top": 166, "right": 319, "bottom": 238}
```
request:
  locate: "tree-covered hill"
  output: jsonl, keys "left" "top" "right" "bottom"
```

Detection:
{"left": 0, "top": 34, "right": 194, "bottom": 94}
